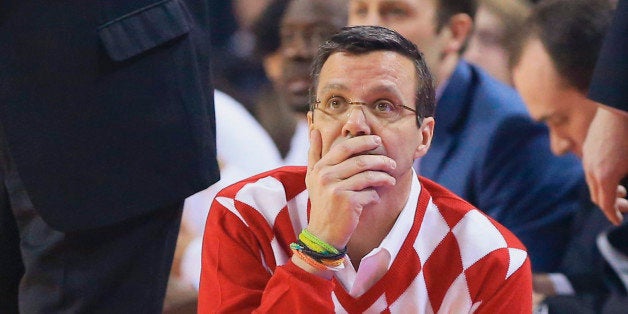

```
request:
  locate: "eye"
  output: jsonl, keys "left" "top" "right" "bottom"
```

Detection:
{"left": 372, "top": 100, "right": 397, "bottom": 114}
{"left": 325, "top": 96, "right": 348, "bottom": 111}
{"left": 350, "top": 2, "right": 368, "bottom": 18}
{"left": 280, "top": 29, "right": 295, "bottom": 46}
{"left": 381, "top": 4, "right": 409, "bottom": 19}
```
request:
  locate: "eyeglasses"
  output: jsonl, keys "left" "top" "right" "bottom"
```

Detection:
{"left": 313, "top": 95, "right": 420, "bottom": 124}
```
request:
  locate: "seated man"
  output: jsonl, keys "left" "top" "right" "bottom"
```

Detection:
{"left": 512, "top": 0, "right": 621, "bottom": 311}
{"left": 198, "top": 25, "right": 531, "bottom": 312}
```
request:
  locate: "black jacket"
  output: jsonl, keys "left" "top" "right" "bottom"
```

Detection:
{"left": 0, "top": 0, "right": 220, "bottom": 231}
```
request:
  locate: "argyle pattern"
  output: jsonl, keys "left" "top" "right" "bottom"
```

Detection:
{"left": 200, "top": 166, "right": 532, "bottom": 313}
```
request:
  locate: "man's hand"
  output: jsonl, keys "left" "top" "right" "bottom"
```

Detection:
{"left": 583, "top": 106, "right": 628, "bottom": 225}
{"left": 304, "top": 130, "right": 397, "bottom": 249}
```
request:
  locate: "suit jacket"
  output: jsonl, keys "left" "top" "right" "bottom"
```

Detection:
{"left": 0, "top": 0, "right": 220, "bottom": 232}
{"left": 588, "top": 0, "right": 628, "bottom": 112}
{"left": 557, "top": 199, "right": 611, "bottom": 304}
{"left": 419, "top": 61, "right": 585, "bottom": 272}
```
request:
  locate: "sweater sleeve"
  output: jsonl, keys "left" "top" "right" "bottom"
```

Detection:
{"left": 255, "top": 262, "right": 336, "bottom": 313}
{"left": 475, "top": 257, "right": 533, "bottom": 313}
{"left": 198, "top": 199, "right": 336, "bottom": 313}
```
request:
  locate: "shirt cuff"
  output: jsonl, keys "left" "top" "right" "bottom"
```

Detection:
{"left": 597, "top": 231, "right": 628, "bottom": 291}
{"left": 547, "top": 273, "right": 575, "bottom": 295}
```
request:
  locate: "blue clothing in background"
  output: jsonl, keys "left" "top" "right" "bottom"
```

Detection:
{"left": 419, "top": 61, "right": 585, "bottom": 272}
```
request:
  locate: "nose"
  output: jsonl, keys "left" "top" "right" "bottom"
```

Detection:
{"left": 342, "top": 105, "right": 372, "bottom": 137}
{"left": 362, "top": 12, "right": 382, "bottom": 26}
{"left": 549, "top": 131, "right": 572, "bottom": 156}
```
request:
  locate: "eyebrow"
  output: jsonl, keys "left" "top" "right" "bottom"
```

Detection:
{"left": 318, "top": 83, "right": 350, "bottom": 95}
{"left": 368, "top": 83, "right": 404, "bottom": 99}
{"left": 538, "top": 115, "right": 550, "bottom": 123}
{"left": 319, "top": 82, "right": 403, "bottom": 97}
{"left": 538, "top": 111, "right": 561, "bottom": 124}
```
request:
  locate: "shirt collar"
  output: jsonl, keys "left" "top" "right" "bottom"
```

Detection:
{"left": 375, "top": 168, "right": 421, "bottom": 268}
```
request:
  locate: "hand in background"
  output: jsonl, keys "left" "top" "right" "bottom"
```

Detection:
{"left": 583, "top": 106, "right": 628, "bottom": 225}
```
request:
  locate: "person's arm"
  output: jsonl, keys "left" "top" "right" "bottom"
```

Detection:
{"left": 198, "top": 200, "right": 336, "bottom": 313}
{"left": 582, "top": 106, "right": 628, "bottom": 225}
{"left": 198, "top": 129, "right": 397, "bottom": 312}
{"left": 475, "top": 251, "right": 533, "bottom": 312}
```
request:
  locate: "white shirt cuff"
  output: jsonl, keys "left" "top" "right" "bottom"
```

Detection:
{"left": 597, "top": 231, "right": 628, "bottom": 291}
{"left": 548, "top": 273, "right": 575, "bottom": 295}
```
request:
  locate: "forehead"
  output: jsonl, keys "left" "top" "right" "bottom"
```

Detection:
{"left": 475, "top": 6, "right": 503, "bottom": 33}
{"left": 351, "top": 0, "right": 437, "bottom": 11}
{"left": 317, "top": 51, "right": 417, "bottom": 96}
{"left": 282, "top": 0, "right": 347, "bottom": 27}
{"left": 513, "top": 38, "right": 568, "bottom": 116}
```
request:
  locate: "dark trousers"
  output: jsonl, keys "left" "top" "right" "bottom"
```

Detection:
{"left": 0, "top": 133, "right": 183, "bottom": 313}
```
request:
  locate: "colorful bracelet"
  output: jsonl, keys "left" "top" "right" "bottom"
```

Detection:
{"left": 291, "top": 249, "right": 346, "bottom": 271}
{"left": 290, "top": 240, "right": 347, "bottom": 260}
{"left": 292, "top": 249, "right": 328, "bottom": 271}
{"left": 290, "top": 229, "right": 347, "bottom": 272}
{"left": 299, "top": 229, "right": 340, "bottom": 254}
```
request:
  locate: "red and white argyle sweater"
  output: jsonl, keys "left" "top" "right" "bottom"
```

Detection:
{"left": 199, "top": 166, "right": 532, "bottom": 313}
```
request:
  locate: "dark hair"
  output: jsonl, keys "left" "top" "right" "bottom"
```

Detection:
{"left": 513, "top": 0, "right": 613, "bottom": 92}
{"left": 251, "top": 0, "right": 289, "bottom": 57}
{"left": 436, "top": 0, "right": 477, "bottom": 32}
{"left": 309, "top": 25, "right": 436, "bottom": 123}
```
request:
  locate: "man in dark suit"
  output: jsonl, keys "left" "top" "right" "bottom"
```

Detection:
{"left": 348, "top": 0, "right": 585, "bottom": 272}
{"left": 0, "top": 0, "right": 220, "bottom": 312}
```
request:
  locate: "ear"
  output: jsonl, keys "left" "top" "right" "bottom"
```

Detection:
{"left": 442, "top": 13, "right": 473, "bottom": 55}
{"left": 307, "top": 111, "right": 314, "bottom": 128}
{"left": 414, "top": 117, "right": 435, "bottom": 159}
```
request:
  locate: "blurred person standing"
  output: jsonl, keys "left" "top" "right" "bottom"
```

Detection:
{"left": 512, "top": 0, "right": 620, "bottom": 312}
{"left": 0, "top": 0, "right": 219, "bottom": 312}
{"left": 463, "top": 0, "right": 532, "bottom": 85}
{"left": 348, "top": 0, "right": 586, "bottom": 273}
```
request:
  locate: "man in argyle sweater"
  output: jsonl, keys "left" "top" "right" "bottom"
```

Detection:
{"left": 199, "top": 26, "right": 532, "bottom": 313}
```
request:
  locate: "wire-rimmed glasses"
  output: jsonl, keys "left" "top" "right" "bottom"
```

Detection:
{"left": 313, "top": 95, "right": 420, "bottom": 124}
